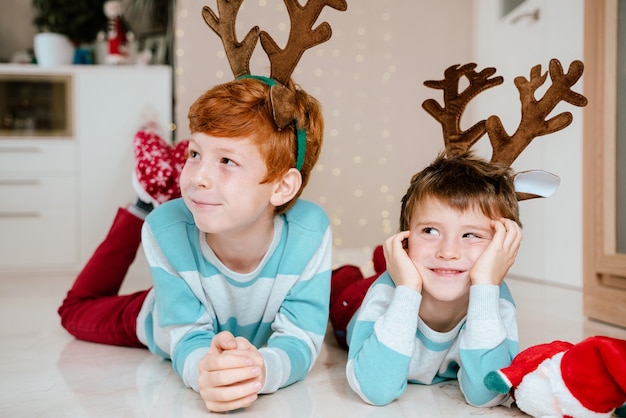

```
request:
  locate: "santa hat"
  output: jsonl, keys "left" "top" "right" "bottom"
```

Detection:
{"left": 559, "top": 336, "right": 626, "bottom": 414}
{"left": 485, "top": 337, "right": 626, "bottom": 417}
{"left": 484, "top": 340, "right": 573, "bottom": 394}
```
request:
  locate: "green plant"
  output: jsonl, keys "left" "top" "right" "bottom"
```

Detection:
{"left": 32, "top": 0, "right": 108, "bottom": 45}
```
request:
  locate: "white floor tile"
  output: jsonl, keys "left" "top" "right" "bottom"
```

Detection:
{"left": 1, "top": 273, "right": 625, "bottom": 417}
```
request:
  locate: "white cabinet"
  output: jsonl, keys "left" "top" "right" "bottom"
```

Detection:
{"left": 0, "top": 141, "right": 78, "bottom": 271}
{"left": 0, "top": 64, "right": 172, "bottom": 276}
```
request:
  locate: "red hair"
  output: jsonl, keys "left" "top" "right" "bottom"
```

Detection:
{"left": 188, "top": 78, "right": 324, "bottom": 213}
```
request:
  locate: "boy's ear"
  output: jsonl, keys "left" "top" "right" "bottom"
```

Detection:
{"left": 270, "top": 168, "right": 302, "bottom": 207}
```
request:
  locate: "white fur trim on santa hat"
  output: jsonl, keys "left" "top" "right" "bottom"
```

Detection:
{"left": 514, "top": 361, "right": 562, "bottom": 418}
{"left": 546, "top": 352, "right": 614, "bottom": 418}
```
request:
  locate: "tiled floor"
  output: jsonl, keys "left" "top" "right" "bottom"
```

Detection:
{"left": 2, "top": 263, "right": 626, "bottom": 417}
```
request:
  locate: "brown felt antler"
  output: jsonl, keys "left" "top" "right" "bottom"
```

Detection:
{"left": 487, "top": 59, "right": 588, "bottom": 166}
{"left": 202, "top": 0, "right": 347, "bottom": 130}
{"left": 259, "top": 0, "right": 348, "bottom": 85}
{"left": 202, "top": 0, "right": 347, "bottom": 85}
{"left": 202, "top": 0, "right": 260, "bottom": 78}
{"left": 422, "top": 63, "right": 504, "bottom": 156}
{"left": 423, "top": 59, "right": 588, "bottom": 200}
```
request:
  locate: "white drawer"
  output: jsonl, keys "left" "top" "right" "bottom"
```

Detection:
{"left": 0, "top": 175, "right": 79, "bottom": 271}
{"left": 0, "top": 140, "right": 76, "bottom": 175}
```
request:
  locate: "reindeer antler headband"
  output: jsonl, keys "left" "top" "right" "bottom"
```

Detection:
{"left": 422, "top": 59, "right": 588, "bottom": 200}
{"left": 201, "top": 0, "right": 348, "bottom": 171}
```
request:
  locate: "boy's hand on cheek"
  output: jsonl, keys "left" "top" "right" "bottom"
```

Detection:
{"left": 384, "top": 230, "right": 423, "bottom": 292}
{"left": 197, "top": 331, "right": 264, "bottom": 412}
{"left": 470, "top": 218, "right": 523, "bottom": 286}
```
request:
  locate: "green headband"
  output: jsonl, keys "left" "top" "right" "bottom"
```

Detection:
{"left": 237, "top": 75, "right": 306, "bottom": 171}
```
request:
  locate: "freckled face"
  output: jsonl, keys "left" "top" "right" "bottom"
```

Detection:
{"left": 179, "top": 133, "right": 277, "bottom": 237}
{"left": 406, "top": 198, "right": 495, "bottom": 302}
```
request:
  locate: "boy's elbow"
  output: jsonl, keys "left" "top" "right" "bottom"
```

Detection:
{"left": 362, "top": 391, "right": 396, "bottom": 407}
{"left": 349, "top": 374, "right": 401, "bottom": 406}
{"left": 462, "top": 385, "right": 508, "bottom": 408}
{"left": 347, "top": 357, "right": 406, "bottom": 406}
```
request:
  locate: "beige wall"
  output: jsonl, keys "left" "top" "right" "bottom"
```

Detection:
{"left": 174, "top": 0, "right": 474, "bottom": 261}
{"left": 175, "top": 0, "right": 586, "bottom": 287}
{"left": 2, "top": 0, "right": 587, "bottom": 287}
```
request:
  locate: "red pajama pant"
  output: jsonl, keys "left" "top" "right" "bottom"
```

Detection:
{"left": 58, "top": 208, "right": 149, "bottom": 348}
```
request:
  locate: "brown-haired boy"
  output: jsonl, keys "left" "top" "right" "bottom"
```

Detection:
{"left": 332, "top": 152, "right": 523, "bottom": 407}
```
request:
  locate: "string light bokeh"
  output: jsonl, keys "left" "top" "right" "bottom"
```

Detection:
{"left": 173, "top": 0, "right": 473, "bottom": 268}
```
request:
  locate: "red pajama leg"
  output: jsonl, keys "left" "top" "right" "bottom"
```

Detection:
{"left": 58, "top": 207, "right": 149, "bottom": 348}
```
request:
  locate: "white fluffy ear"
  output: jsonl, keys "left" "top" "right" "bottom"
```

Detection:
{"left": 514, "top": 170, "right": 560, "bottom": 198}
{"left": 270, "top": 168, "right": 302, "bottom": 207}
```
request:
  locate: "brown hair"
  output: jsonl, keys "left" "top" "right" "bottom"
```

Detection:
{"left": 187, "top": 77, "right": 324, "bottom": 214}
{"left": 399, "top": 152, "right": 521, "bottom": 231}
